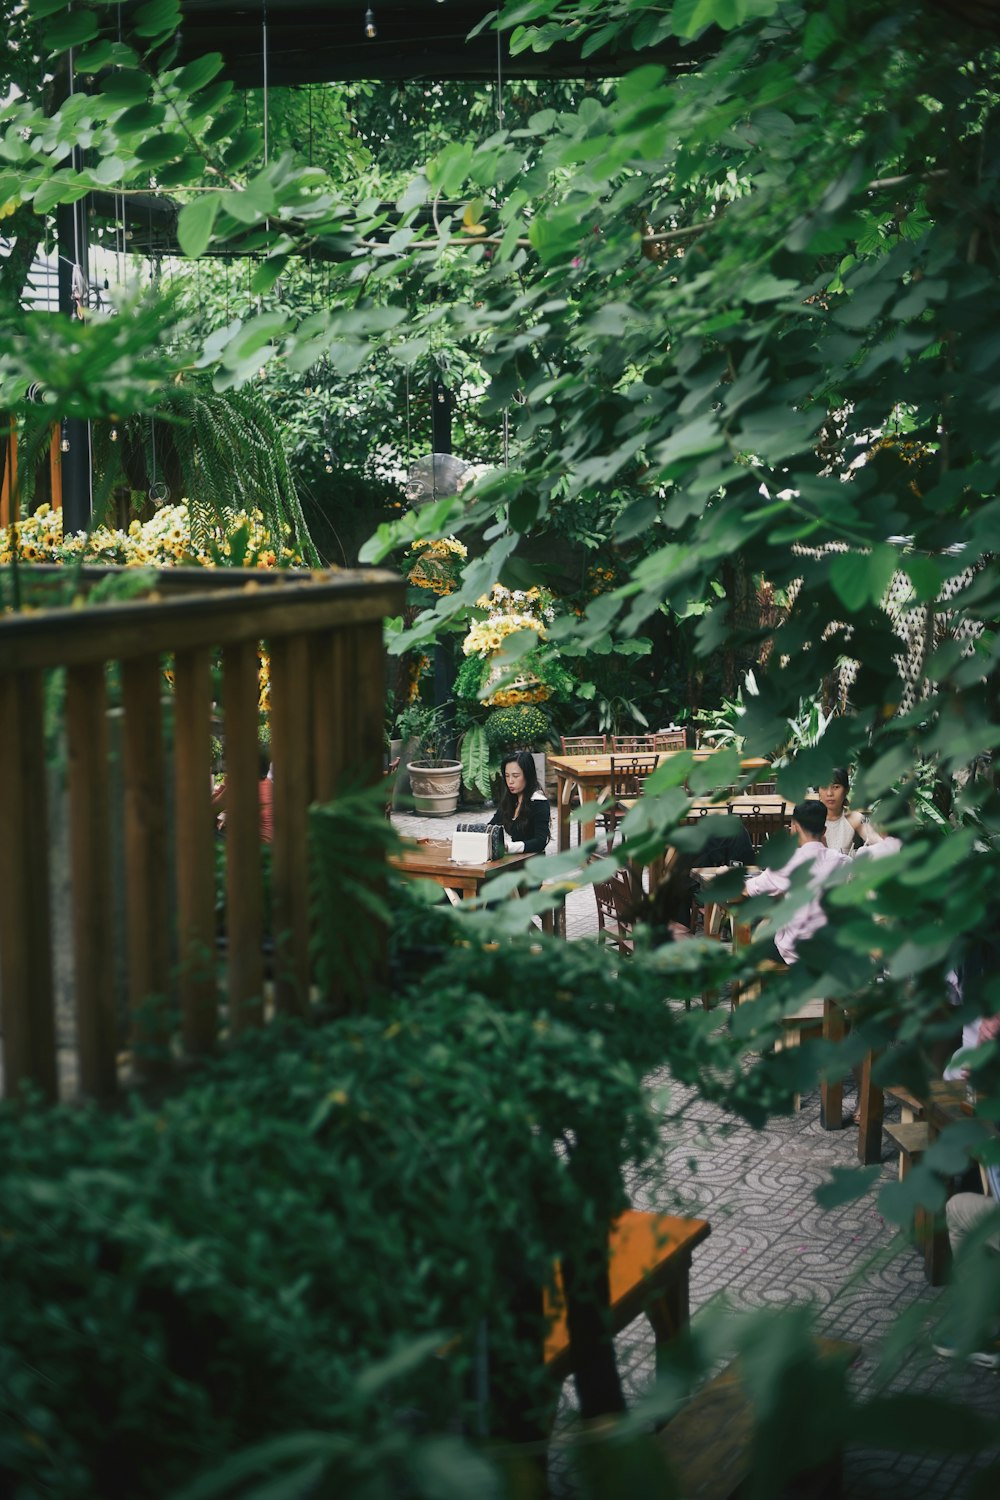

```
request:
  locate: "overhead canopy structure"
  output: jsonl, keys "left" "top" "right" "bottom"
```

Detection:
{"left": 173, "top": 0, "right": 709, "bottom": 87}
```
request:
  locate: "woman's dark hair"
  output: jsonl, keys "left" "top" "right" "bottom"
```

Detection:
{"left": 830, "top": 767, "right": 850, "bottom": 791}
{"left": 495, "top": 750, "right": 540, "bottom": 836}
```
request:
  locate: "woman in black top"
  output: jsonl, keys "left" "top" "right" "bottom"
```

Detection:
{"left": 488, "top": 750, "right": 551, "bottom": 854}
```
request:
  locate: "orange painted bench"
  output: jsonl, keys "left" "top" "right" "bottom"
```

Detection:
{"left": 544, "top": 1209, "right": 711, "bottom": 1384}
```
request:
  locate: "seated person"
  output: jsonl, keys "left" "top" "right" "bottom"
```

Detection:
{"left": 656, "top": 820, "right": 756, "bottom": 938}
{"left": 816, "top": 767, "right": 886, "bottom": 855}
{"left": 488, "top": 750, "right": 551, "bottom": 854}
{"left": 212, "top": 745, "right": 274, "bottom": 843}
{"left": 744, "top": 799, "right": 850, "bottom": 965}
{"left": 935, "top": 1011, "right": 1000, "bottom": 1368}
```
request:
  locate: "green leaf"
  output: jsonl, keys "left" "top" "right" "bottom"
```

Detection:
{"left": 73, "top": 40, "right": 117, "bottom": 73}
{"left": 31, "top": 177, "right": 90, "bottom": 214}
{"left": 815, "top": 1165, "right": 881, "bottom": 1209}
{"left": 173, "top": 54, "right": 225, "bottom": 95}
{"left": 114, "top": 102, "right": 167, "bottom": 135}
{"left": 221, "top": 177, "right": 276, "bottom": 224}
{"left": 30, "top": 0, "right": 82, "bottom": 16}
{"left": 222, "top": 129, "right": 264, "bottom": 172}
{"left": 177, "top": 195, "right": 220, "bottom": 258}
{"left": 101, "top": 69, "right": 152, "bottom": 104}
{"left": 135, "top": 132, "right": 188, "bottom": 166}
{"left": 133, "top": 0, "right": 181, "bottom": 42}
{"left": 45, "top": 10, "right": 100, "bottom": 52}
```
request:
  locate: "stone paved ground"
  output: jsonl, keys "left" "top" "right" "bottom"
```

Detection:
{"left": 393, "top": 806, "right": 1000, "bottom": 1497}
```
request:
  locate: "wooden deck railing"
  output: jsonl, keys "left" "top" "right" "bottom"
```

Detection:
{"left": 0, "top": 565, "right": 404, "bottom": 1103}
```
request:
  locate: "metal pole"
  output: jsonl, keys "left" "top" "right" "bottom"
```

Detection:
{"left": 54, "top": 52, "right": 92, "bottom": 534}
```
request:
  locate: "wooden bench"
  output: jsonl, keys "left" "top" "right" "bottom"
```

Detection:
{"left": 773, "top": 997, "right": 826, "bottom": 1111}
{"left": 884, "top": 1120, "right": 951, "bottom": 1284}
{"left": 544, "top": 1209, "right": 711, "bottom": 1385}
{"left": 654, "top": 1337, "right": 861, "bottom": 1499}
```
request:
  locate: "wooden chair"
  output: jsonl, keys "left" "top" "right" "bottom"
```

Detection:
{"left": 558, "top": 736, "right": 608, "bottom": 846}
{"left": 884, "top": 1120, "right": 951, "bottom": 1284}
{"left": 729, "top": 797, "right": 789, "bottom": 854}
{"left": 560, "top": 734, "right": 607, "bottom": 755}
{"left": 652, "top": 730, "right": 687, "bottom": 751}
{"left": 599, "top": 755, "right": 657, "bottom": 850}
{"left": 611, "top": 734, "right": 656, "bottom": 753}
{"left": 593, "top": 868, "right": 636, "bottom": 954}
{"left": 749, "top": 777, "right": 777, "bottom": 795}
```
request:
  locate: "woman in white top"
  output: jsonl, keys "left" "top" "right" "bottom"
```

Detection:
{"left": 816, "top": 768, "right": 883, "bottom": 855}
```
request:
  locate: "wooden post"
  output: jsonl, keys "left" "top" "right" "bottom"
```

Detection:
{"left": 269, "top": 634, "right": 311, "bottom": 1015}
{"left": 173, "top": 648, "right": 218, "bottom": 1054}
{"left": 121, "top": 655, "right": 171, "bottom": 1075}
{"left": 0, "top": 670, "right": 58, "bottom": 1101}
{"left": 0, "top": 417, "right": 17, "bottom": 529}
{"left": 66, "top": 663, "right": 117, "bottom": 1099}
{"left": 222, "top": 640, "right": 263, "bottom": 1031}
{"left": 49, "top": 424, "right": 62, "bottom": 512}
{"left": 310, "top": 630, "right": 349, "bottom": 1011}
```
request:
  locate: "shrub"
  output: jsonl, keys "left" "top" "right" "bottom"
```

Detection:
{"left": 483, "top": 704, "right": 550, "bottom": 753}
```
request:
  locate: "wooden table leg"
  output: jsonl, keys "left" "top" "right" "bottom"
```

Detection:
{"left": 557, "top": 771, "right": 572, "bottom": 853}
{"left": 821, "top": 998, "right": 846, "bottom": 1130}
{"left": 645, "top": 1270, "right": 690, "bottom": 1381}
{"left": 857, "top": 1050, "right": 884, "bottom": 1164}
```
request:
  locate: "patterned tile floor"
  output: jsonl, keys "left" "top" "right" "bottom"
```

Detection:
{"left": 393, "top": 807, "right": 1000, "bottom": 1497}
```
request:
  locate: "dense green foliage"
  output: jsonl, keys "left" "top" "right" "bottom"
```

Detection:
{"left": 0, "top": 890, "right": 797, "bottom": 1500}
{"left": 4, "top": 0, "right": 1000, "bottom": 1489}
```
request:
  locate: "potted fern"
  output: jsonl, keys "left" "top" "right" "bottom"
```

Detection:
{"left": 399, "top": 703, "right": 462, "bottom": 816}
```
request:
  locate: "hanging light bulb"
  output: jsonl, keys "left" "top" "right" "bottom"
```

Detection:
{"left": 364, "top": 8, "right": 377, "bottom": 39}
{"left": 109, "top": 424, "right": 119, "bottom": 443}
{"left": 60, "top": 422, "right": 70, "bottom": 454}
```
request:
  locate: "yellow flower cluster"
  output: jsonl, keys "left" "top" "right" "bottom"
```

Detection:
{"left": 0, "top": 502, "right": 303, "bottom": 570}
{"left": 406, "top": 536, "right": 468, "bottom": 597}
{"left": 585, "top": 563, "right": 618, "bottom": 597}
{"left": 406, "top": 652, "right": 431, "bottom": 704}
{"left": 409, "top": 537, "right": 468, "bottom": 559}
{"left": 474, "top": 583, "right": 554, "bottom": 624}
{"left": 487, "top": 684, "right": 550, "bottom": 707}
{"left": 463, "top": 611, "right": 547, "bottom": 659}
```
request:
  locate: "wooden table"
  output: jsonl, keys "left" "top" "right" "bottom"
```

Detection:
{"left": 391, "top": 839, "right": 556, "bottom": 932}
{"left": 548, "top": 752, "right": 772, "bottom": 853}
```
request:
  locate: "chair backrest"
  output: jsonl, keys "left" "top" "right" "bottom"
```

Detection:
{"left": 560, "top": 734, "right": 607, "bottom": 755}
{"left": 611, "top": 734, "right": 656, "bottom": 754}
{"left": 685, "top": 802, "right": 733, "bottom": 822}
{"left": 730, "top": 798, "right": 789, "bottom": 852}
{"left": 593, "top": 870, "right": 635, "bottom": 954}
{"left": 610, "top": 755, "right": 658, "bottom": 799}
{"left": 750, "top": 777, "right": 777, "bottom": 795}
{"left": 652, "top": 731, "right": 687, "bottom": 752}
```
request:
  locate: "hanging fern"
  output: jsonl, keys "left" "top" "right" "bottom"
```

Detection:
{"left": 83, "top": 378, "right": 319, "bottom": 564}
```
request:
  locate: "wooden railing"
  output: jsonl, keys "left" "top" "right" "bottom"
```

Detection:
{"left": 0, "top": 565, "right": 404, "bottom": 1103}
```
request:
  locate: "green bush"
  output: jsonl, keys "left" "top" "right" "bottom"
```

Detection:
{"left": 0, "top": 930, "right": 718, "bottom": 1500}
{"left": 483, "top": 704, "right": 550, "bottom": 753}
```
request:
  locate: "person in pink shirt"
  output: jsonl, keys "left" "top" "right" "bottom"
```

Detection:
{"left": 743, "top": 799, "right": 851, "bottom": 965}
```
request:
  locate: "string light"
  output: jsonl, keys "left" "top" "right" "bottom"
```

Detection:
{"left": 109, "top": 425, "right": 119, "bottom": 443}
{"left": 60, "top": 422, "right": 70, "bottom": 453}
{"left": 364, "top": 8, "right": 376, "bottom": 39}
